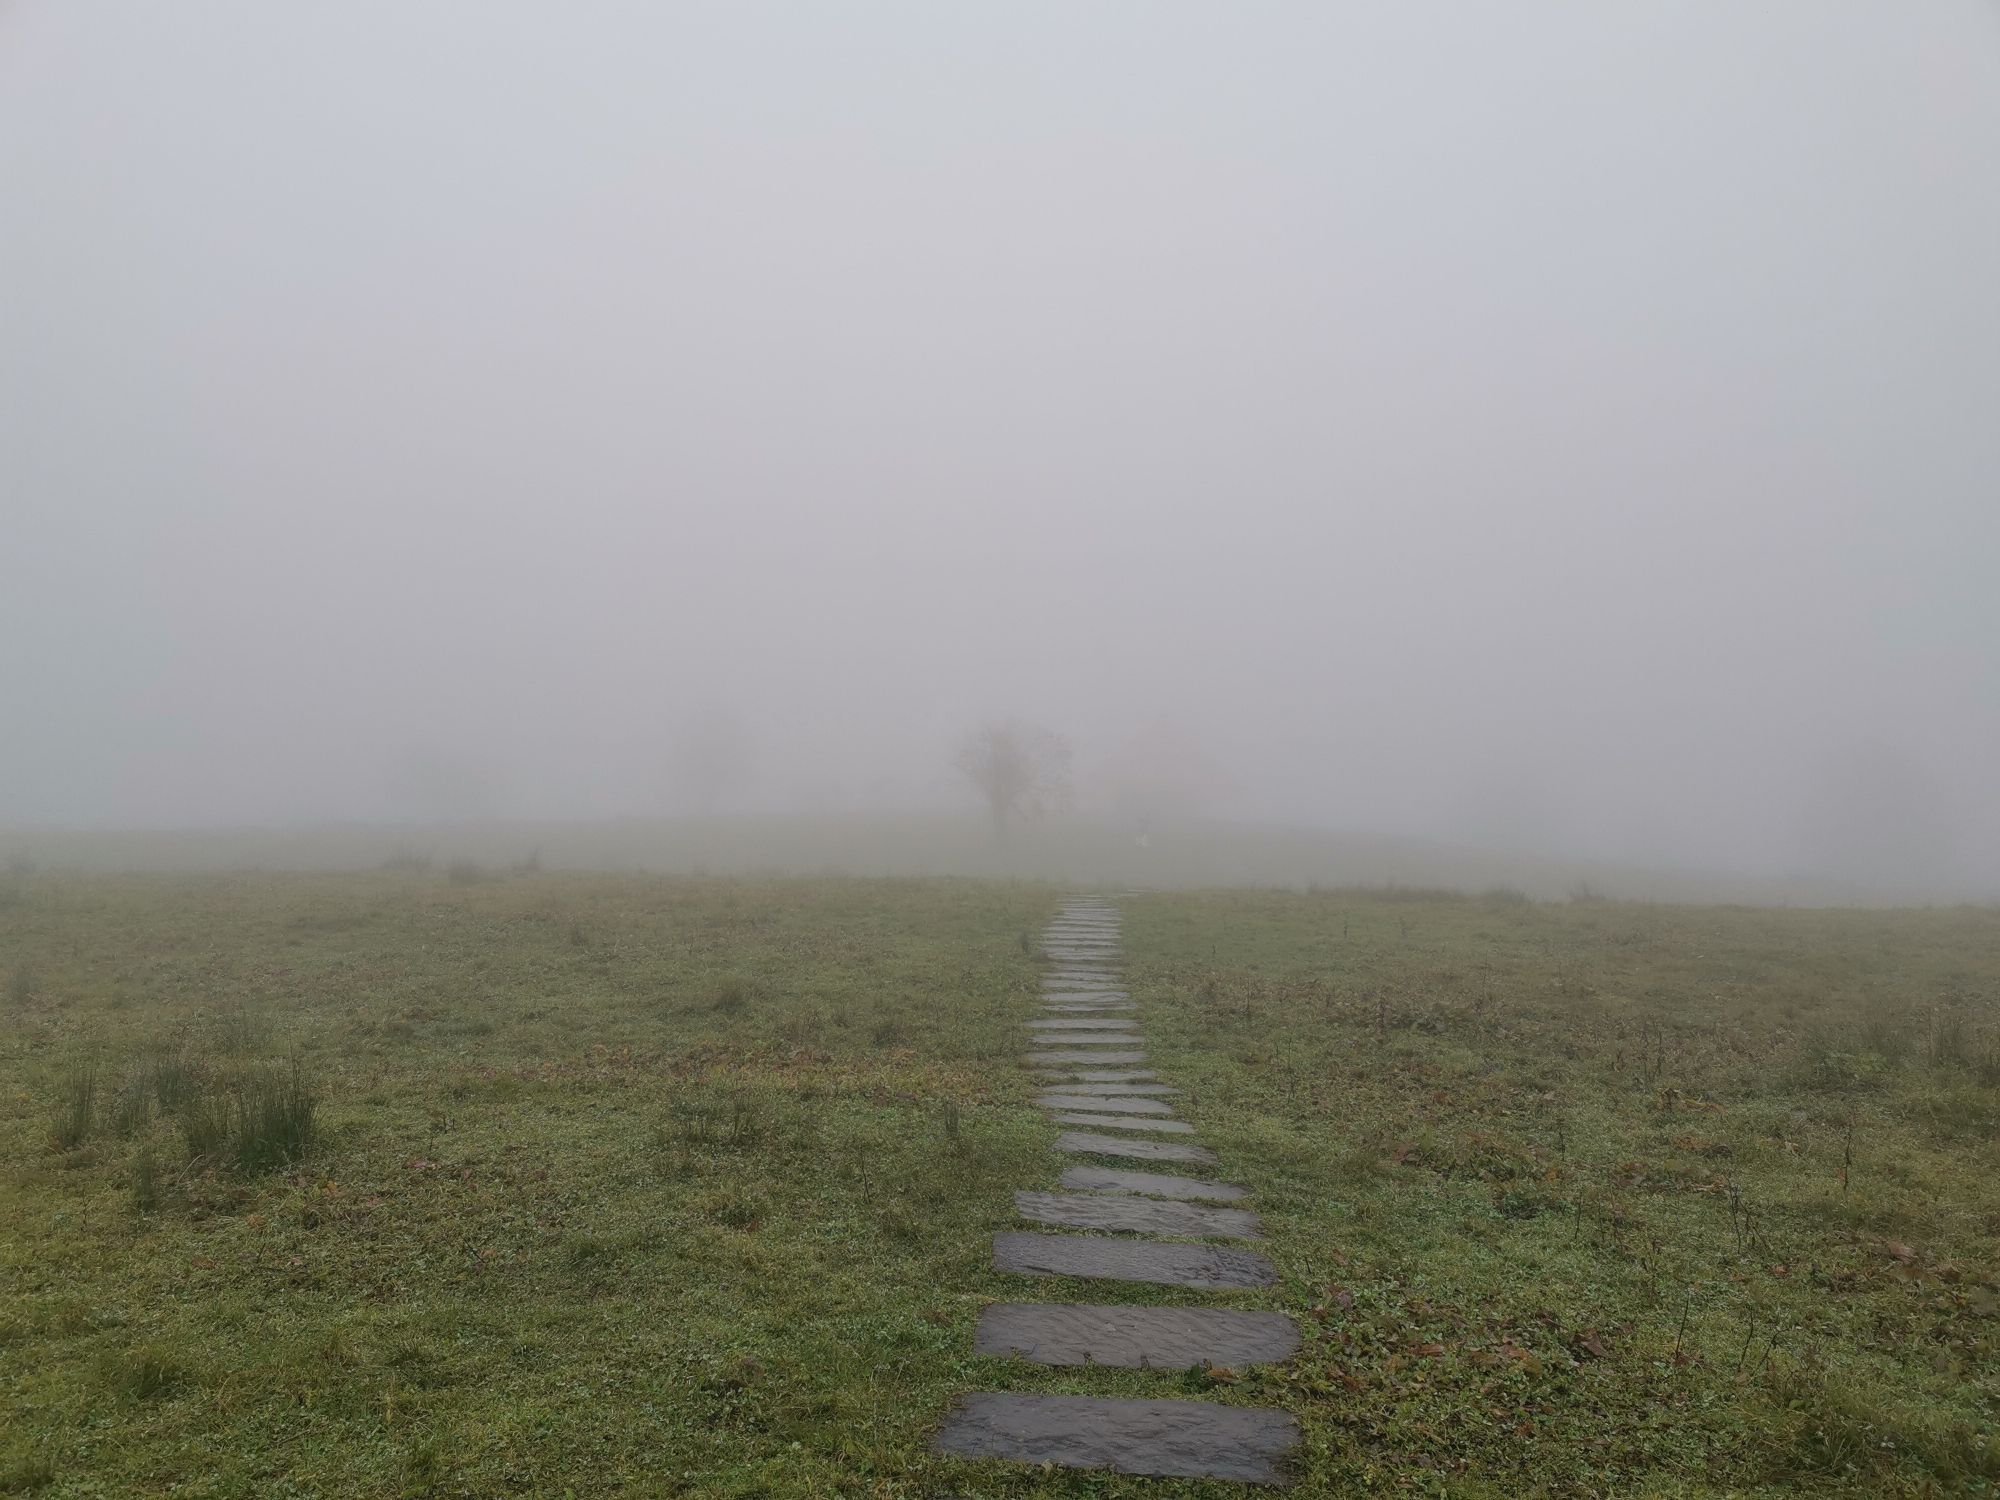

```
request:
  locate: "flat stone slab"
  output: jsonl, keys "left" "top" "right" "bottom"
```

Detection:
{"left": 1055, "top": 1131, "right": 1216, "bottom": 1164}
{"left": 1061, "top": 1165, "right": 1246, "bottom": 1201}
{"left": 974, "top": 1304, "right": 1301, "bottom": 1370}
{"left": 1014, "top": 1190, "right": 1263, "bottom": 1239}
{"left": 1035, "top": 1093, "right": 1176, "bottom": 1115}
{"left": 994, "top": 1232, "right": 1280, "bottom": 1289}
{"left": 1029, "top": 1032, "right": 1142, "bottom": 1046}
{"left": 1036, "top": 1068, "right": 1158, "bottom": 1082}
{"left": 1049, "top": 1082, "right": 1176, "bottom": 1096}
{"left": 1041, "top": 1001, "right": 1135, "bottom": 1012}
{"left": 1027, "top": 1018, "right": 1139, "bottom": 1031}
{"left": 1027, "top": 1050, "right": 1147, "bottom": 1066}
{"left": 1049, "top": 1112, "right": 1195, "bottom": 1133}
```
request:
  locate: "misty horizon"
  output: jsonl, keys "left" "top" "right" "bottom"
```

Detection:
{"left": 5, "top": 4, "right": 1998, "bottom": 900}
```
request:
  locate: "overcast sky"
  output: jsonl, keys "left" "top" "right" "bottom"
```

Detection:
{"left": 4, "top": 3, "right": 1997, "bottom": 892}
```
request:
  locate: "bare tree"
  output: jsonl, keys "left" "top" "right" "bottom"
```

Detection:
{"left": 956, "top": 722, "right": 1071, "bottom": 840}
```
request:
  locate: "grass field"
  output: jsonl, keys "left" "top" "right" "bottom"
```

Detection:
{"left": 2, "top": 872, "right": 1997, "bottom": 1496}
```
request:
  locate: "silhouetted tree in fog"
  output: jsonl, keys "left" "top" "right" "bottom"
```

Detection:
{"left": 956, "top": 723, "right": 1071, "bottom": 840}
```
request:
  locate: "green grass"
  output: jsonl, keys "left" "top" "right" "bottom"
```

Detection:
{"left": 1, "top": 873, "right": 1996, "bottom": 1496}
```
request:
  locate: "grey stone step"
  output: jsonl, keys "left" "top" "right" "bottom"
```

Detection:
{"left": 1047, "top": 1082, "right": 1176, "bottom": 1096}
{"left": 1027, "top": 1050, "right": 1148, "bottom": 1066}
{"left": 1061, "top": 1165, "right": 1245, "bottom": 1201}
{"left": 1034, "top": 1068, "right": 1158, "bottom": 1083}
{"left": 1027, "top": 1018, "right": 1139, "bottom": 1031}
{"left": 934, "top": 1393, "right": 1295, "bottom": 1483}
{"left": 1028, "top": 1032, "right": 1143, "bottom": 1046}
{"left": 1048, "top": 1113, "right": 1195, "bottom": 1134}
{"left": 994, "top": 1232, "right": 1279, "bottom": 1290}
{"left": 1055, "top": 1130, "right": 1215, "bottom": 1164}
{"left": 1034, "top": 1093, "right": 1176, "bottom": 1115}
{"left": 974, "top": 1304, "right": 1300, "bottom": 1370}
{"left": 1014, "top": 1190, "right": 1263, "bottom": 1239}
{"left": 1041, "top": 1001, "right": 1135, "bottom": 1012}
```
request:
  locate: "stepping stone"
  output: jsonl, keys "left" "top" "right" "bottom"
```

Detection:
{"left": 1027, "top": 1018, "right": 1138, "bottom": 1031}
{"left": 1055, "top": 1131, "right": 1215, "bottom": 1164}
{"left": 1040, "top": 988, "right": 1129, "bottom": 997}
{"left": 1061, "top": 1165, "right": 1246, "bottom": 1201}
{"left": 1048, "top": 1113, "right": 1195, "bottom": 1134}
{"left": 994, "top": 1232, "right": 1279, "bottom": 1289}
{"left": 1032, "top": 1030, "right": 1141, "bottom": 1044}
{"left": 1035, "top": 1068, "right": 1158, "bottom": 1082}
{"left": 1041, "top": 1001, "right": 1135, "bottom": 1012}
{"left": 1035, "top": 1093, "right": 1176, "bottom": 1115}
{"left": 935, "top": 1393, "right": 1295, "bottom": 1483}
{"left": 1027, "top": 1050, "right": 1147, "bottom": 1066}
{"left": 1014, "top": 1190, "right": 1263, "bottom": 1239}
{"left": 974, "top": 1304, "right": 1300, "bottom": 1370}
{"left": 1047, "top": 1082, "right": 1176, "bottom": 1096}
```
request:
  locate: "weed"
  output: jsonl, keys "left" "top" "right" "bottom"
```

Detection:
{"left": 710, "top": 978, "right": 749, "bottom": 1014}
{"left": 6, "top": 965, "right": 33, "bottom": 1008}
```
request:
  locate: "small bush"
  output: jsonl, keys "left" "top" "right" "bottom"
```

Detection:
{"left": 444, "top": 860, "right": 488, "bottom": 887}
{"left": 6, "top": 965, "right": 33, "bottom": 1007}
{"left": 709, "top": 979, "right": 749, "bottom": 1014}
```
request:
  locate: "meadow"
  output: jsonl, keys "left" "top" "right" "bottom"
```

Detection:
{"left": 1, "top": 870, "right": 1996, "bottom": 1496}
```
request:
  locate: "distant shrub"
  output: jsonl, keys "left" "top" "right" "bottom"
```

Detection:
{"left": 444, "top": 859, "right": 488, "bottom": 887}
{"left": 1481, "top": 886, "right": 1535, "bottom": 906}
{"left": 378, "top": 852, "right": 433, "bottom": 873}
{"left": 8, "top": 964, "right": 35, "bottom": 1007}
{"left": 709, "top": 979, "right": 749, "bottom": 1014}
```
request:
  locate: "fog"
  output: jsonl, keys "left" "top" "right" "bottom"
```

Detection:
{"left": 4, "top": 4, "right": 1998, "bottom": 901}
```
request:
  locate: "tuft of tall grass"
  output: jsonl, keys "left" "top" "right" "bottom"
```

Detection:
{"left": 130, "top": 1146, "right": 160, "bottom": 1213}
{"left": 6, "top": 964, "right": 33, "bottom": 1007}
{"left": 51, "top": 1058, "right": 97, "bottom": 1150}
{"left": 230, "top": 1060, "right": 318, "bottom": 1174}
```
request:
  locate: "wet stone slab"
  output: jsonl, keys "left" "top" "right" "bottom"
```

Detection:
{"left": 1027, "top": 1050, "right": 1148, "bottom": 1066}
{"left": 1030, "top": 1030, "right": 1142, "bottom": 1044}
{"left": 1041, "top": 1001, "right": 1135, "bottom": 1012}
{"left": 1046, "top": 1082, "right": 1176, "bottom": 1096}
{"left": 1034, "top": 1093, "right": 1176, "bottom": 1115}
{"left": 994, "top": 1232, "right": 1280, "bottom": 1290}
{"left": 1054, "top": 1130, "right": 1216, "bottom": 1164}
{"left": 1027, "top": 1018, "right": 1139, "bottom": 1031}
{"left": 1014, "top": 1190, "right": 1263, "bottom": 1240}
{"left": 1048, "top": 1112, "right": 1195, "bottom": 1133}
{"left": 1060, "top": 1165, "right": 1245, "bottom": 1201}
{"left": 975, "top": 1304, "right": 1301, "bottom": 1371}
{"left": 1035, "top": 1068, "right": 1158, "bottom": 1082}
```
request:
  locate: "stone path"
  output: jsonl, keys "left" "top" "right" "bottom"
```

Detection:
{"left": 933, "top": 897, "right": 1301, "bottom": 1487}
